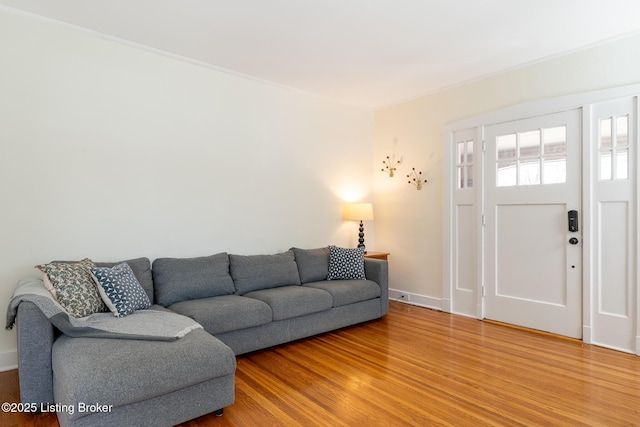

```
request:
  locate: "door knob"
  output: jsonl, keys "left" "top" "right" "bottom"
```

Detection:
{"left": 569, "top": 237, "right": 579, "bottom": 245}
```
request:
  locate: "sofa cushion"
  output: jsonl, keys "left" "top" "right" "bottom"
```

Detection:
{"left": 153, "top": 253, "right": 235, "bottom": 306}
{"left": 90, "top": 263, "right": 151, "bottom": 317}
{"left": 35, "top": 258, "right": 108, "bottom": 317}
{"left": 230, "top": 251, "right": 301, "bottom": 295}
{"left": 244, "top": 286, "right": 332, "bottom": 321}
{"left": 304, "top": 279, "right": 381, "bottom": 307}
{"left": 290, "top": 247, "right": 329, "bottom": 283}
{"left": 327, "top": 246, "right": 366, "bottom": 280}
{"left": 96, "top": 258, "right": 154, "bottom": 302}
{"left": 51, "top": 328, "right": 236, "bottom": 414}
{"left": 169, "top": 295, "right": 272, "bottom": 335}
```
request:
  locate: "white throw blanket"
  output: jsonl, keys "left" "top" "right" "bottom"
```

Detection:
{"left": 6, "top": 278, "right": 202, "bottom": 341}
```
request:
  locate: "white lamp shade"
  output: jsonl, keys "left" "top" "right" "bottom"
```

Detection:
{"left": 347, "top": 203, "right": 374, "bottom": 221}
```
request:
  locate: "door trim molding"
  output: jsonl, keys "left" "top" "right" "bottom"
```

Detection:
{"left": 443, "top": 84, "right": 640, "bottom": 132}
{"left": 581, "top": 104, "right": 594, "bottom": 344}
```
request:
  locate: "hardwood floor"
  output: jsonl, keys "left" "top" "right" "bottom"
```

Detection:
{"left": 2, "top": 302, "right": 640, "bottom": 426}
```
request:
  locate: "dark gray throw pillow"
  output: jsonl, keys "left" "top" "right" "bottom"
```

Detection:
{"left": 152, "top": 253, "right": 235, "bottom": 306}
{"left": 290, "top": 247, "right": 329, "bottom": 283}
{"left": 230, "top": 251, "right": 301, "bottom": 295}
{"left": 327, "top": 245, "right": 366, "bottom": 280}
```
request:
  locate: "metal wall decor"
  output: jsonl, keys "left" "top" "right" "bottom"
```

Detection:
{"left": 381, "top": 154, "right": 402, "bottom": 177}
{"left": 381, "top": 137, "right": 403, "bottom": 177}
{"left": 380, "top": 138, "right": 428, "bottom": 191}
{"left": 407, "top": 168, "right": 427, "bottom": 190}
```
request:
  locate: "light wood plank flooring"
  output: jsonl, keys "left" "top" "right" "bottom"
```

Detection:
{"left": 2, "top": 302, "right": 640, "bottom": 426}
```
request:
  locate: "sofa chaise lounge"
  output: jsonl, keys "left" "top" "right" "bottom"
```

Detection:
{"left": 10, "top": 246, "right": 389, "bottom": 426}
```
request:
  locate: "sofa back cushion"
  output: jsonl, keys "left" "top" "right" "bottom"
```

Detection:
{"left": 230, "top": 251, "right": 301, "bottom": 295}
{"left": 290, "top": 247, "right": 329, "bottom": 283}
{"left": 152, "top": 253, "right": 235, "bottom": 306}
{"left": 96, "top": 258, "right": 154, "bottom": 302}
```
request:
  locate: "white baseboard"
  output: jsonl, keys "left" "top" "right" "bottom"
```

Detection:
{"left": 388, "top": 289, "right": 441, "bottom": 311}
{"left": 0, "top": 350, "right": 17, "bottom": 372}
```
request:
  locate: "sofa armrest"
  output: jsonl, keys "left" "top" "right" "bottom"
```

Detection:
{"left": 16, "top": 301, "right": 55, "bottom": 408}
{"left": 364, "top": 259, "right": 389, "bottom": 315}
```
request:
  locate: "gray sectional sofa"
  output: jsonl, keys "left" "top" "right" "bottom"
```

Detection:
{"left": 13, "top": 247, "right": 388, "bottom": 427}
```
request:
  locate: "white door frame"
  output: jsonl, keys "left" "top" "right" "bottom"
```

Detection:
{"left": 442, "top": 83, "right": 640, "bottom": 354}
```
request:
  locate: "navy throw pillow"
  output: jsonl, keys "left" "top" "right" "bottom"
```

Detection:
{"left": 91, "top": 262, "right": 151, "bottom": 317}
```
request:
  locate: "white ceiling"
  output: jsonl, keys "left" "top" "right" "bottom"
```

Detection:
{"left": 3, "top": 0, "right": 640, "bottom": 109}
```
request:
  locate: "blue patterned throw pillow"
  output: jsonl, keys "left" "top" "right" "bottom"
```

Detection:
{"left": 91, "top": 262, "right": 151, "bottom": 317}
{"left": 327, "top": 245, "right": 366, "bottom": 280}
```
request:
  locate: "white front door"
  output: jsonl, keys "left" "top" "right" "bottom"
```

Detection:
{"left": 484, "top": 109, "right": 582, "bottom": 338}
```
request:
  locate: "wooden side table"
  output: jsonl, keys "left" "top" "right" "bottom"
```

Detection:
{"left": 364, "top": 251, "right": 390, "bottom": 261}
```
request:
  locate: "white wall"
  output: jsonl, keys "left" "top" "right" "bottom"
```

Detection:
{"left": 0, "top": 10, "right": 374, "bottom": 359}
{"left": 374, "top": 34, "right": 640, "bottom": 305}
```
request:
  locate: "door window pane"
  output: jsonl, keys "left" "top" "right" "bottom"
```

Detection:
{"left": 466, "top": 165, "right": 473, "bottom": 188}
{"left": 543, "top": 157, "right": 567, "bottom": 184}
{"left": 458, "top": 142, "right": 466, "bottom": 164}
{"left": 519, "top": 159, "right": 541, "bottom": 185}
{"left": 617, "top": 116, "right": 628, "bottom": 147}
{"left": 497, "top": 134, "right": 516, "bottom": 160}
{"left": 600, "top": 152, "right": 612, "bottom": 180}
{"left": 497, "top": 161, "right": 517, "bottom": 186}
{"left": 600, "top": 118, "right": 612, "bottom": 149}
{"left": 543, "top": 126, "right": 566, "bottom": 155}
{"left": 616, "top": 148, "right": 628, "bottom": 180}
{"left": 519, "top": 130, "right": 541, "bottom": 158}
{"left": 465, "top": 140, "right": 474, "bottom": 164}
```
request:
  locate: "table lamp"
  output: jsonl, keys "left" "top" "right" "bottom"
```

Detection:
{"left": 347, "top": 203, "right": 374, "bottom": 252}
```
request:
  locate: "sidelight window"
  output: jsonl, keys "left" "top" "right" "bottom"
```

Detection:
{"left": 457, "top": 139, "right": 474, "bottom": 189}
{"left": 599, "top": 116, "right": 628, "bottom": 180}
